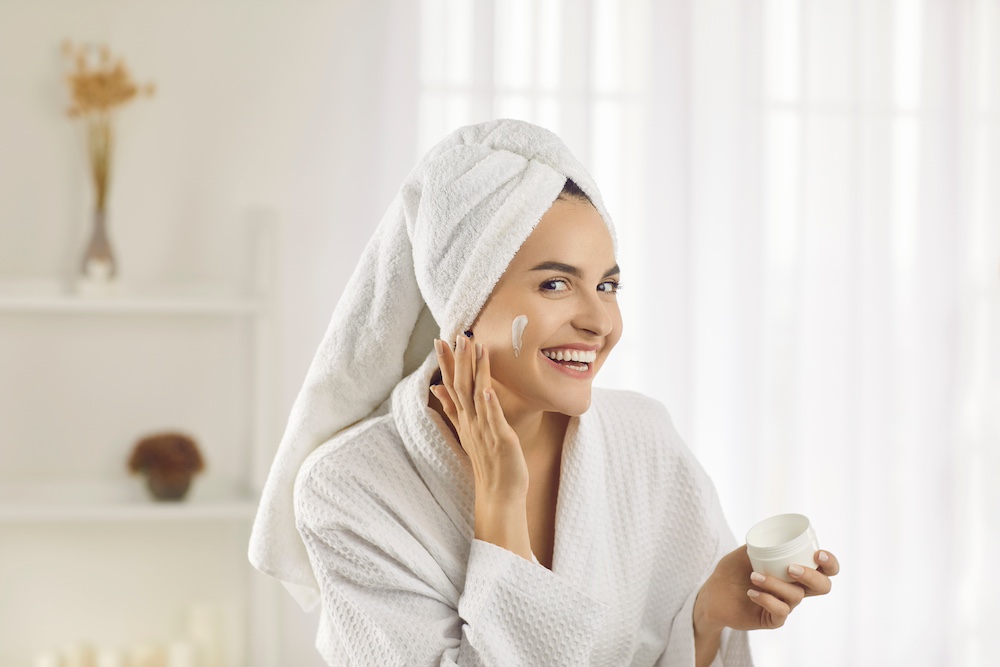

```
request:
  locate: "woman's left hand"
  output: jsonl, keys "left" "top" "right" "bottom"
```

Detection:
{"left": 693, "top": 546, "right": 840, "bottom": 634}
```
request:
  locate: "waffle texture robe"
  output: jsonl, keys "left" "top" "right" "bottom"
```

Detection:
{"left": 294, "top": 353, "right": 755, "bottom": 666}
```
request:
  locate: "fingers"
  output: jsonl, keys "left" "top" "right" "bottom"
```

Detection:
{"left": 451, "top": 334, "right": 476, "bottom": 416}
{"left": 433, "top": 339, "right": 460, "bottom": 424}
{"left": 795, "top": 549, "right": 839, "bottom": 598}
{"left": 435, "top": 335, "right": 476, "bottom": 418}
{"left": 815, "top": 550, "right": 840, "bottom": 577}
{"left": 789, "top": 562, "right": 833, "bottom": 597}
{"left": 481, "top": 386, "right": 502, "bottom": 430}
{"left": 429, "top": 384, "right": 457, "bottom": 424}
{"left": 749, "top": 571, "right": 806, "bottom": 611}
{"left": 472, "top": 342, "right": 491, "bottom": 429}
{"left": 749, "top": 555, "right": 835, "bottom": 617}
{"left": 476, "top": 348, "right": 513, "bottom": 438}
{"left": 746, "top": 589, "right": 791, "bottom": 629}
{"left": 434, "top": 333, "right": 515, "bottom": 449}
{"left": 740, "top": 549, "right": 841, "bottom": 631}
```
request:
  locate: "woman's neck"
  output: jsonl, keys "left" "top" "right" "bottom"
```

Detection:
{"left": 498, "top": 392, "right": 569, "bottom": 465}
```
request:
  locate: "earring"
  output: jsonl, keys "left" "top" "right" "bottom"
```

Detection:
{"left": 463, "top": 330, "right": 473, "bottom": 338}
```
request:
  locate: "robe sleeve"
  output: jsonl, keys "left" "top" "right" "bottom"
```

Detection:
{"left": 651, "top": 402, "right": 755, "bottom": 667}
{"left": 655, "top": 536, "right": 754, "bottom": 667}
{"left": 295, "top": 455, "right": 610, "bottom": 667}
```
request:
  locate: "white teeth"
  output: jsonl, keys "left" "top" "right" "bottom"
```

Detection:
{"left": 542, "top": 349, "right": 597, "bottom": 363}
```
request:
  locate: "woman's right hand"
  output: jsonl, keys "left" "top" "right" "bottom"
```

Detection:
{"left": 431, "top": 334, "right": 530, "bottom": 503}
{"left": 694, "top": 545, "right": 840, "bottom": 636}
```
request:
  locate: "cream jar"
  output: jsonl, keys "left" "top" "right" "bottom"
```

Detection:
{"left": 746, "top": 513, "right": 820, "bottom": 582}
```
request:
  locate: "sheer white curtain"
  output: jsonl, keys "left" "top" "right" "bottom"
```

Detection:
{"left": 418, "top": 1, "right": 999, "bottom": 665}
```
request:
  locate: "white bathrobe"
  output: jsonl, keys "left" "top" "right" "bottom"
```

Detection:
{"left": 293, "top": 353, "right": 754, "bottom": 666}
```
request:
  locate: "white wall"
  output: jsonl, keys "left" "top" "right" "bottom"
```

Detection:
{"left": 0, "top": 0, "right": 421, "bottom": 403}
{"left": 1, "top": 1, "right": 421, "bottom": 663}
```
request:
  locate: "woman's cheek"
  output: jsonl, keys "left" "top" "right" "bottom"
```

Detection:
{"left": 610, "top": 309, "right": 623, "bottom": 347}
{"left": 599, "top": 308, "right": 624, "bottom": 366}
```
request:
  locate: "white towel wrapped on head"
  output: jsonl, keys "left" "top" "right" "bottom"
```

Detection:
{"left": 248, "top": 118, "right": 617, "bottom": 608}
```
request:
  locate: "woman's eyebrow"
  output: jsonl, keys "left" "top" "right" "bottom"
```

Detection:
{"left": 530, "top": 261, "right": 621, "bottom": 279}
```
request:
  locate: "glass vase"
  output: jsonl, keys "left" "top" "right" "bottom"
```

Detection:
{"left": 80, "top": 208, "right": 117, "bottom": 281}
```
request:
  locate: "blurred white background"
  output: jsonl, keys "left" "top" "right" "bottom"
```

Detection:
{"left": 1, "top": 0, "right": 998, "bottom": 665}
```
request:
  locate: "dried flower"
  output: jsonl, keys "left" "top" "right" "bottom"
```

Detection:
{"left": 62, "top": 41, "right": 154, "bottom": 213}
{"left": 63, "top": 40, "right": 152, "bottom": 116}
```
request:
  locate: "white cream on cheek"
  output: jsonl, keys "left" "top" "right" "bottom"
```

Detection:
{"left": 511, "top": 315, "right": 529, "bottom": 357}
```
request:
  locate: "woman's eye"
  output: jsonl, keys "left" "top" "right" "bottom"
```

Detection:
{"left": 540, "top": 279, "right": 569, "bottom": 292}
{"left": 598, "top": 281, "right": 622, "bottom": 294}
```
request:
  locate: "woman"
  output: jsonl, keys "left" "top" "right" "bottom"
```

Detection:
{"left": 249, "top": 119, "right": 838, "bottom": 666}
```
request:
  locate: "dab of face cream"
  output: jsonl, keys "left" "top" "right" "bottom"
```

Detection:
{"left": 511, "top": 315, "right": 529, "bottom": 357}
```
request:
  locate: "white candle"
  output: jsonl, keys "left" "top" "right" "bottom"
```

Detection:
{"left": 62, "top": 643, "right": 95, "bottom": 667}
{"left": 126, "top": 643, "right": 166, "bottom": 667}
{"left": 184, "top": 602, "right": 222, "bottom": 667}
{"left": 166, "top": 641, "right": 198, "bottom": 667}
{"left": 94, "top": 649, "right": 125, "bottom": 667}
{"left": 32, "top": 651, "right": 62, "bottom": 667}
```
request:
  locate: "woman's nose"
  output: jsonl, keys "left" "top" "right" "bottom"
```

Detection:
{"left": 573, "top": 290, "right": 614, "bottom": 337}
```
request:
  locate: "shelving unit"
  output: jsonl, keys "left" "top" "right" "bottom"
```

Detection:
{"left": 0, "top": 218, "right": 282, "bottom": 666}
{"left": 0, "top": 479, "right": 258, "bottom": 523}
{"left": 0, "top": 279, "right": 269, "bottom": 314}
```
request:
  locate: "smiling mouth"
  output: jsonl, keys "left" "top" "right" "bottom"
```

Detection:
{"left": 540, "top": 349, "right": 595, "bottom": 374}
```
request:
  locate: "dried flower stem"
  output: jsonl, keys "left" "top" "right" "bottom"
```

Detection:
{"left": 62, "top": 40, "right": 153, "bottom": 213}
{"left": 87, "top": 113, "right": 113, "bottom": 211}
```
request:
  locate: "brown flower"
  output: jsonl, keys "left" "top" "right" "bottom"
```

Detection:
{"left": 128, "top": 432, "right": 206, "bottom": 476}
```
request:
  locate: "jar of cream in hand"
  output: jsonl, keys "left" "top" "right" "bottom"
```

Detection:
{"left": 745, "top": 513, "right": 820, "bottom": 582}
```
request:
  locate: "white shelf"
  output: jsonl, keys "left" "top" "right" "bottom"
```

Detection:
{"left": 0, "top": 479, "right": 259, "bottom": 522}
{"left": 0, "top": 216, "right": 283, "bottom": 666}
{"left": 0, "top": 279, "right": 268, "bottom": 315}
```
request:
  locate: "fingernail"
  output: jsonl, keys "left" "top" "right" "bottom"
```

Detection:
{"left": 475, "top": 342, "right": 482, "bottom": 359}
{"left": 747, "top": 589, "right": 759, "bottom": 599}
{"left": 484, "top": 388, "right": 491, "bottom": 401}
{"left": 456, "top": 335, "right": 466, "bottom": 352}
{"left": 750, "top": 572, "right": 766, "bottom": 584}
{"left": 788, "top": 564, "right": 804, "bottom": 577}
{"left": 818, "top": 551, "right": 829, "bottom": 563}
{"left": 434, "top": 339, "right": 443, "bottom": 355}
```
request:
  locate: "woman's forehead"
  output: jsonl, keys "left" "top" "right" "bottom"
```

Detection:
{"left": 511, "top": 199, "right": 616, "bottom": 271}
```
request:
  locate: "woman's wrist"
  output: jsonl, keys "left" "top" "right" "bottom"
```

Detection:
{"left": 693, "top": 586, "right": 724, "bottom": 667}
{"left": 693, "top": 585, "right": 725, "bottom": 635}
{"left": 474, "top": 496, "right": 533, "bottom": 562}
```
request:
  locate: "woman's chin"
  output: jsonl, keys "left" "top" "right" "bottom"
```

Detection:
{"left": 494, "top": 371, "right": 594, "bottom": 417}
{"left": 549, "top": 389, "right": 593, "bottom": 417}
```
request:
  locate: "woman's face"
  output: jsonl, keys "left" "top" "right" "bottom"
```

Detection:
{"left": 470, "top": 196, "right": 623, "bottom": 417}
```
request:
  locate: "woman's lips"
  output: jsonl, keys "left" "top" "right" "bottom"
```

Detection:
{"left": 539, "top": 350, "right": 595, "bottom": 379}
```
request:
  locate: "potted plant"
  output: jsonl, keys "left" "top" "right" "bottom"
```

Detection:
{"left": 128, "top": 432, "right": 205, "bottom": 501}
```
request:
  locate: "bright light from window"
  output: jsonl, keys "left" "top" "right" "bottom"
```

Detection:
{"left": 893, "top": 0, "right": 923, "bottom": 110}
{"left": 764, "top": 110, "right": 801, "bottom": 269}
{"left": 495, "top": 0, "right": 534, "bottom": 89}
{"left": 764, "top": 0, "right": 801, "bottom": 102}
